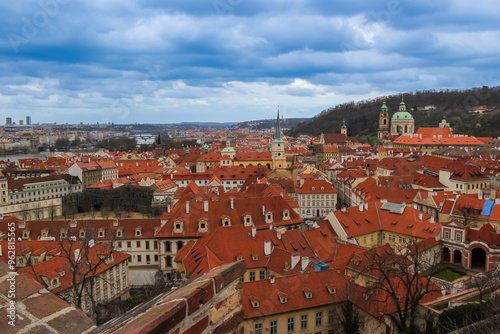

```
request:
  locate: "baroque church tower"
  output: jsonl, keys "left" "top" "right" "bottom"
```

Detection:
{"left": 341, "top": 118, "right": 347, "bottom": 136}
{"left": 378, "top": 101, "right": 390, "bottom": 142}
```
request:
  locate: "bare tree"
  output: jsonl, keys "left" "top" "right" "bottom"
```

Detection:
{"left": 469, "top": 268, "right": 500, "bottom": 302}
{"left": 364, "top": 242, "right": 442, "bottom": 334}
{"left": 56, "top": 224, "right": 117, "bottom": 324}
{"left": 33, "top": 202, "right": 44, "bottom": 220}
{"left": 339, "top": 300, "right": 360, "bottom": 334}
{"left": 48, "top": 205, "right": 58, "bottom": 220}
{"left": 19, "top": 204, "right": 30, "bottom": 220}
{"left": 18, "top": 243, "right": 40, "bottom": 282}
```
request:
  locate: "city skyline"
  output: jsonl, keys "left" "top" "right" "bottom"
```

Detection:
{"left": 1, "top": 1, "right": 500, "bottom": 124}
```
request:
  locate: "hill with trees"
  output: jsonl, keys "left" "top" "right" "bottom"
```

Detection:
{"left": 288, "top": 86, "right": 500, "bottom": 142}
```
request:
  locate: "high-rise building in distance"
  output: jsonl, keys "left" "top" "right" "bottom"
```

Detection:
{"left": 6, "top": 117, "right": 12, "bottom": 125}
{"left": 26, "top": 116, "right": 31, "bottom": 125}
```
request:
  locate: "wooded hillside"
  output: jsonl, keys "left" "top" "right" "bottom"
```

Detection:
{"left": 288, "top": 86, "right": 500, "bottom": 140}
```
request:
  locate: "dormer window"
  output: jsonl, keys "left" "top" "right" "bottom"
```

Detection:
{"left": 41, "top": 229, "right": 49, "bottom": 238}
{"left": 98, "top": 229, "right": 105, "bottom": 238}
{"left": 79, "top": 230, "right": 86, "bottom": 238}
{"left": 174, "top": 220, "right": 183, "bottom": 233}
{"left": 135, "top": 228, "right": 142, "bottom": 236}
{"left": 326, "top": 283, "right": 336, "bottom": 295}
{"left": 198, "top": 219, "right": 208, "bottom": 233}
{"left": 265, "top": 211, "right": 273, "bottom": 224}
{"left": 221, "top": 214, "right": 231, "bottom": 227}
{"left": 243, "top": 214, "right": 252, "bottom": 226}
{"left": 116, "top": 228, "right": 123, "bottom": 237}
{"left": 251, "top": 253, "right": 258, "bottom": 262}
{"left": 278, "top": 291, "right": 288, "bottom": 304}
{"left": 22, "top": 230, "right": 30, "bottom": 239}
{"left": 303, "top": 287, "right": 313, "bottom": 299}
{"left": 235, "top": 253, "right": 243, "bottom": 261}
{"left": 353, "top": 260, "right": 360, "bottom": 266}
{"left": 282, "top": 210, "right": 290, "bottom": 220}
{"left": 311, "top": 187, "right": 315, "bottom": 191}
{"left": 60, "top": 230, "right": 67, "bottom": 238}
{"left": 250, "top": 295, "right": 260, "bottom": 309}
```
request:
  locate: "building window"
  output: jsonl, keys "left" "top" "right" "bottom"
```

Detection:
{"left": 145, "top": 241, "right": 150, "bottom": 249}
{"left": 255, "top": 323, "right": 262, "bottom": 334}
{"left": 316, "top": 312, "right": 322, "bottom": 327}
{"left": 259, "top": 270, "right": 265, "bottom": 280}
{"left": 456, "top": 231, "right": 462, "bottom": 242}
{"left": 127, "top": 241, "right": 131, "bottom": 248}
{"left": 270, "top": 320, "right": 277, "bottom": 334}
{"left": 165, "top": 241, "right": 171, "bottom": 252}
{"left": 329, "top": 309, "right": 334, "bottom": 324}
{"left": 301, "top": 315, "right": 308, "bottom": 330}
{"left": 249, "top": 272, "right": 256, "bottom": 281}
{"left": 444, "top": 230, "right": 450, "bottom": 240}
{"left": 287, "top": 317, "right": 295, "bottom": 333}
{"left": 166, "top": 256, "right": 172, "bottom": 267}
{"left": 137, "top": 255, "right": 142, "bottom": 263}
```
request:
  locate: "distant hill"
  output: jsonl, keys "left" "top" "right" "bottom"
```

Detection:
{"left": 230, "top": 118, "right": 308, "bottom": 131}
{"left": 288, "top": 86, "right": 500, "bottom": 139}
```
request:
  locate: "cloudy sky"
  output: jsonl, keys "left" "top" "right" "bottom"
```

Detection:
{"left": 1, "top": 0, "right": 499, "bottom": 124}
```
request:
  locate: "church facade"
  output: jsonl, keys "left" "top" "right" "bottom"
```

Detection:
{"left": 378, "top": 98, "right": 415, "bottom": 142}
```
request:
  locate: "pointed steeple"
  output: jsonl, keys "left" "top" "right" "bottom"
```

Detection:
{"left": 155, "top": 132, "right": 163, "bottom": 145}
{"left": 274, "top": 106, "right": 284, "bottom": 142}
{"left": 341, "top": 118, "right": 346, "bottom": 130}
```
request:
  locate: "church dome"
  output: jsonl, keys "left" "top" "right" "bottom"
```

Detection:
{"left": 392, "top": 111, "right": 413, "bottom": 120}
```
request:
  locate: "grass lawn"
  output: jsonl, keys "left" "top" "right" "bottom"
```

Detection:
{"left": 434, "top": 269, "right": 464, "bottom": 282}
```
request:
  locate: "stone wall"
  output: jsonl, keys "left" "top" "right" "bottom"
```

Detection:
{"left": 98, "top": 260, "right": 246, "bottom": 334}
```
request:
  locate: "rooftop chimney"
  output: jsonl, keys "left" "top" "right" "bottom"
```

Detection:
{"left": 186, "top": 201, "right": 190, "bottom": 214}
{"left": 204, "top": 200, "right": 209, "bottom": 213}
{"left": 341, "top": 206, "right": 347, "bottom": 214}
{"left": 291, "top": 253, "right": 300, "bottom": 270}
{"left": 264, "top": 240, "right": 271, "bottom": 256}
{"left": 430, "top": 216, "right": 435, "bottom": 223}
{"left": 418, "top": 213, "right": 423, "bottom": 220}
{"left": 364, "top": 202, "right": 368, "bottom": 211}
{"left": 230, "top": 197, "right": 235, "bottom": 210}
{"left": 269, "top": 273, "right": 275, "bottom": 284}
{"left": 301, "top": 257, "right": 309, "bottom": 271}
{"left": 251, "top": 226, "right": 256, "bottom": 238}
{"left": 74, "top": 249, "right": 81, "bottom": 262}
{"left": 359, "top": 204, "right": 363, "bottom": 212}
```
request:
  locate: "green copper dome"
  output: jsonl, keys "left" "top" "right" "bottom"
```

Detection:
{"left": 222, "top": 139, "right": 235, "bottom": 153}
{"left": 392, "top": 111, "right": 413, "bottom": 120}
